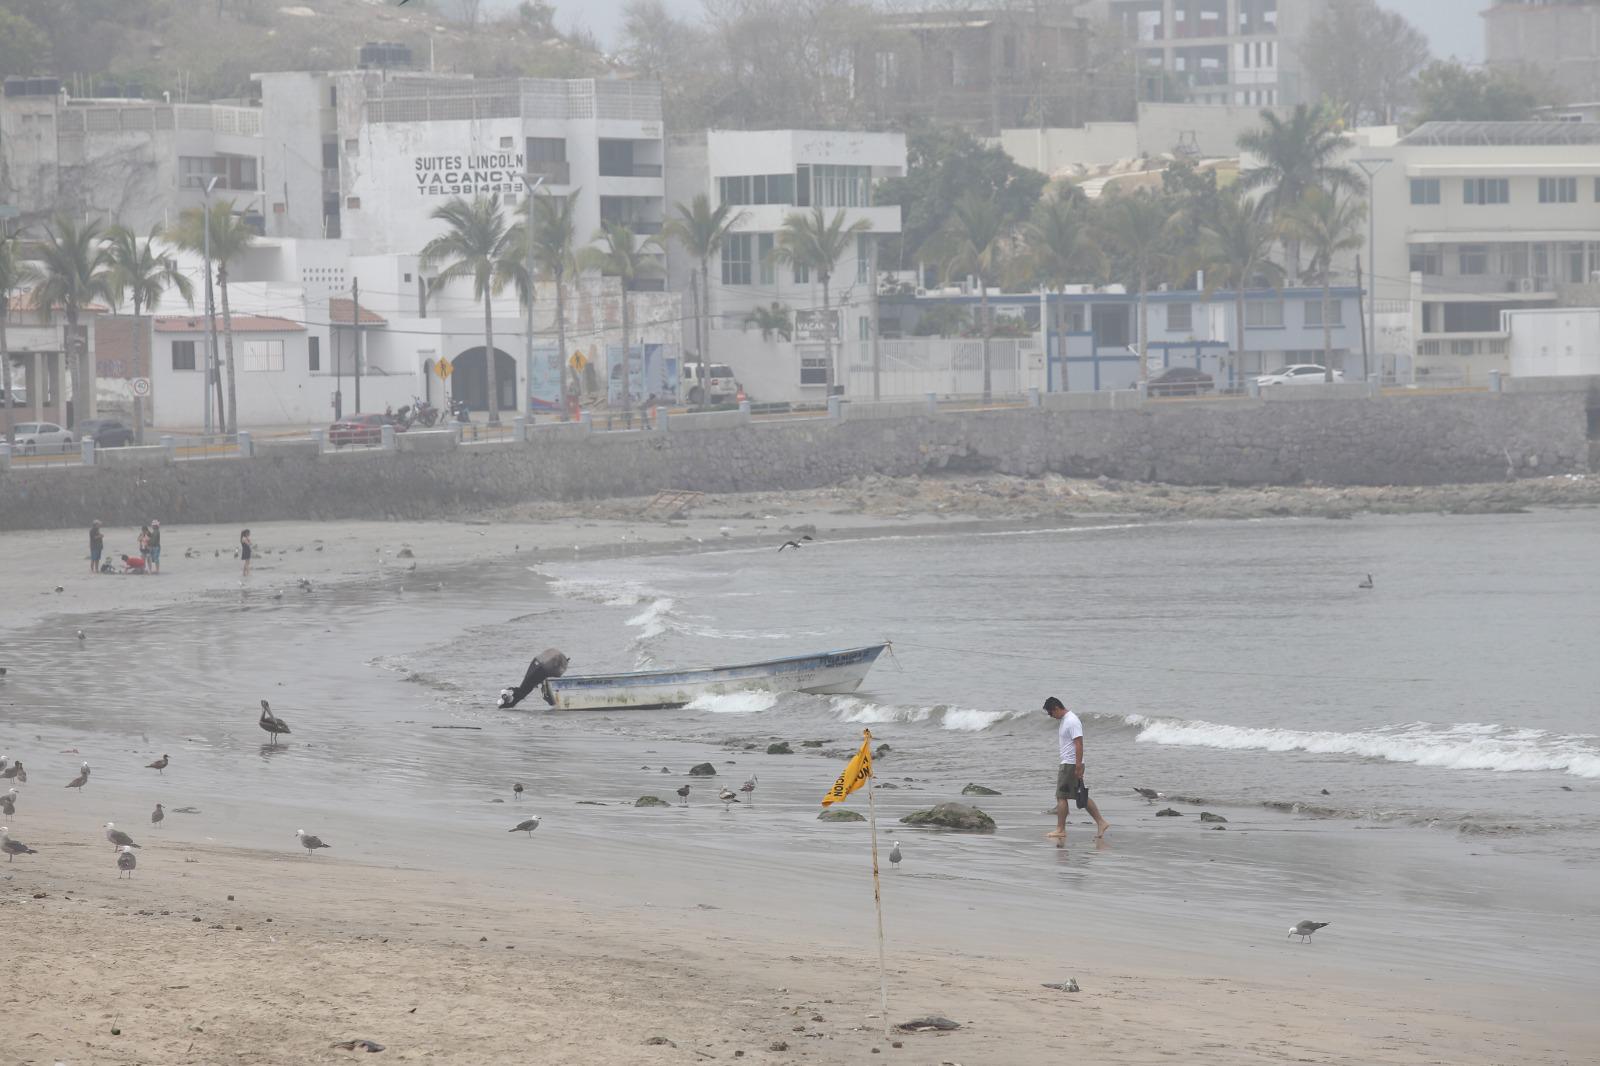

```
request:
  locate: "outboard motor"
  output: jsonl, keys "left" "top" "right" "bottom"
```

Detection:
{"left": 498, "top": 648, "right": 570, "bottom": 709}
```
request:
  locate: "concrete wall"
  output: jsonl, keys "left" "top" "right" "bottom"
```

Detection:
{"left": 2, "top": 384, "right": 1592, "bottom": 531}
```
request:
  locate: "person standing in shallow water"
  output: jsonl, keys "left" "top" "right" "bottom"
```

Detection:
{"left": 88, "top": 520, "right": 104, "bottom": 574}
{"left": 147, "top": 520, "right": 162, "bottom": 574}
{"left": 1044, "top": 696, "right": 1110, "bottom": 846}
{"left": 240, "top": 529, "right": 253, "bottom": 576}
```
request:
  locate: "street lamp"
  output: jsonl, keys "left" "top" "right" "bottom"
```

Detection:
{"left": 1354, "top": 157, "right": 1392, "bottom": 382}
{"left": 201, "top": 175, "right": 221, "bottom": 435}
{"left": 522, "top": 172, "right": 546, "bottom": 422}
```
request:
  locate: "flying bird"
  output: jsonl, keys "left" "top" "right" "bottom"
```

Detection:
{"left": 146, "top": 754, "right": 169, "bottom": 774}
{"left": 509, "top": 816, "right": 541, "bottom": 836}
{"left": 296, "top": 829, "right": 331, "bottom": 854}
{"left": 117, "top": 845, "right": 138, "bottom": 878}
{"left": 259, "top": 700, "right": 292, "bottom": 745}
{"left": 675, "top": 784, "right": 691, "bottom": 806}
{"left": 777, "top": 535, "right": 814, "bottom": 552}
{"left": 1, "top": 827, "right": 37, "bottom": 862}
{"left": 104, "top": 822, "right": 141, "bottom": 850}
{"left": 1358, "top": 574, "right": 1373, "bottom": 589}
{"left": 889, "top": 840, "right": 902, "bottom": 870}
{"left": 1288, "top": 920, "right": 1330, "bottom": 944}
{"left": 65, "top": 762, "right": 90, "bottom": 791}
{"left": 151, "top": 802, "right": 165, "bottom": 829}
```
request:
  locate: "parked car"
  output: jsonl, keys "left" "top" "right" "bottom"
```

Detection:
{"left": 1148, "top": 366, "right": 1214, "bottom": 397}
{"left": 75, "top": 418, "right": 135, "bottom": 448}
{"left": 680, "top": 362, "right": 739, "bottom": 406}
{"left": 7, "top": 421, "right": 74, "bottom": 454}
{"left": 1255, "top": 364, "right": 1345, "bottom": 387}
{"left": 0, "top": 386, "right": 26, "bottom": 408}
{"left": 328, "top": 413, "right": 393, "bottom": 447}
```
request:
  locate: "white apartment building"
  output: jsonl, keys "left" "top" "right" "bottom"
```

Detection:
{"left": 1106, "top": 0, "right": 1325, "bottom": 107}
{"left": 256, "top": 66, "right": 666, "bottom": 264}
{"left": 1365, "top": 121, "right": 1600, "bottom": 382}
{"left": 0, "top": 77, "right": 265, "bottom": 233}
{"left": 664, "top": 130, "right": 907, "bottom": 403}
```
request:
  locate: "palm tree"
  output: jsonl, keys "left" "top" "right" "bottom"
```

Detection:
{"left": 511, "top": 190, "right": 582, "bottom": 417}
{"left": 168, "top": 201, "right": 256, "bottom": 433}
{"left": 33, "top": 216, "right": 112, "bottom": 428}
{"left": 1188, "top": 185, "right": 1284, "bottom": 388}
{"left": 420, "top": 195, "right": 517, "bottom": 423}
{"left": 1094, "top": 190, "right": 1178, "bottom": 384}
{"left": 1018, "top": 187, "right": 1102, "bottom": 392}
{"left": 578, "top": 222, "right": 665, "bottom": 421}
{"left": 927, "top": 192, "right": 1014, "bottom": 402}
{"left": 0, "top": 231, "right": 40, "bottom": 414}
{"left": 1284, "top": 187, "right": 1366, "bottom": 381}
{"left": 742, "top": 302, "right": 793, "bottom": 342}
{"left": 106, "top": 225, "right": 194, "bottom": 442}
{"left": 664, "top": 194, "right": 746, "bottom": 409}
{"left": 767, "top": 205, "right": 871, "bottom": 397}
{"left": 1237, "top": 104, "right": 1362, "bottom": 282}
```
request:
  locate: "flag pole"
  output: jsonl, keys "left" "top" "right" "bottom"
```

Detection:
{"left": 864, "top": 728, "right": 889, "bottom": 1040}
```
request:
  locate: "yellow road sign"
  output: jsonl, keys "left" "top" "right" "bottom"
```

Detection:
{"left": 568, "top": 350, "right": 588, "bottom": 372}
{"left": 434, "top": 357, "right": 453, "bottom": 380}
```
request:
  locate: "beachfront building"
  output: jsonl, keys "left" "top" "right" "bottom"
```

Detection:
{"left": 1, "top": 292, "right": 87, "bottom": 435}
{"left": 1105, "top": 0, "right": 1327, "bottom": 107}
{"left": 663, "top": 129, "right": 907, "bottom": 404}
{"left": 1484, "top": 1, "right": 1600, "bottom": 107}
{"left": 256, "top": 66, "right": 666, "bottom": 263}
{"left": 1362, "top": 121, "right": 1600, "bottom": 384}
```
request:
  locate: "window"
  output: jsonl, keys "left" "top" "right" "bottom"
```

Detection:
{"left": 240, "top": 339, "right": 285, "bottom": 372}
{"left": 758, "top": 233, "right": 775, "bottom": 286}
{"left": 499, "top": 136, "right": 514, "bottom": 149}
{"left": 857, "top": 234, "right": 871, "bottom": 285}
{"left": 1458, "top": 244, "right": 1488, "bottom": 275}
{"left": 1409, "top": 246, "right": 1441, "bottom": 274}
{"left": 597, "top": 139, "right": 635, "bottom": 177}
{"left": 1304, "top": 300, "right": 1342, "bottom": 326}
{"left": 720, "top": 233, "right": 752, "bottom": 286}
{"left": 308, "top": 336, "right": 321, "bottom": 372}
{"left": 345, "top": 196, "right": 361, "bottom": 209}
{"left": 322, "top": 140, "right": 338, "bottom": 168}
{"left": 1166, "top": 302, "right": 1192, "bottom": 331}
{"left": 859, "top": 315, "right": 871, "bottom": 341}
{"left": 344, "top": 138, "right": 359, "bottom": 154}
{"left": 1538, "top": 177, "right": 1577, "bottom": 204}
{"left": 1409, "top": 179, "right": 1440, "bottom": 205}
{"left": 810, "top": 164, "right": 871, "bottom": 207}
{"left": 795, "top": 164, "right": 811, "bottom": 207}
{"left": 718, "top": 174, "right": 795, "bottom": 207}
{"left": 1244, "top": 299, "right": 1283, "bottom": 327}
{"left": 1463, "top": 177, "right": 1509, "bottom": 205}
{"left": 179, "top": 156, "right": 222, "bottom": 189}
{"left": 793, "top": 261, "right": 810, "bottom": 284}
{"left": 799, "top": 352, "right": 829, "bottom": 385}
{"left": 1003, "top": 35, "right": 1017, "bottom": 70}
{"left": 171, "top": 340, "right": 197, "bottom": 371}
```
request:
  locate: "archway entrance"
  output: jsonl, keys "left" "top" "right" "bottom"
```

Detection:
{"left": 450, "top": 346, "right": 518, "bottom": 414}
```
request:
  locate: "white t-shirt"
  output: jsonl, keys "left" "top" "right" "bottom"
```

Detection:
{"left": 1058, "top": 711, "right": 1084, "bottom": 765}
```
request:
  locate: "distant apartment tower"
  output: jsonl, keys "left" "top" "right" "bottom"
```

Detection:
{"left": 257, "top": 56, "right": 666, "bottom": 270}
{"left": 0, "top": 77, "right": 265, "bottom": 233}
{"left": 1105, "top": 0, "right": 1326, "bottom": 106}
{"left": 857, "top": 6, "right": 1089, "bottom": 132}
{"left": 1484, "top": 1, "right": 1600, "bottom": 105}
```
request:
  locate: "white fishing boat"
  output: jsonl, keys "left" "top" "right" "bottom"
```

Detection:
{"left": 541, "top": 643, "right": 890, "bottom": 710}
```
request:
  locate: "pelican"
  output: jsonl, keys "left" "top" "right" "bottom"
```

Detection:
{"left": 259, "top": 700, "right": 292, "bottom": 745}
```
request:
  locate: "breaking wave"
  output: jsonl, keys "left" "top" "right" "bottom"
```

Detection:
{"left": 831, "top": 697, "right": 1030, "bottom": 733}
{"left": 625, "top": 597, "right": 678, "bottom": 643}
{"left": 684, "top": 691, "right": 780, "bottom": 715}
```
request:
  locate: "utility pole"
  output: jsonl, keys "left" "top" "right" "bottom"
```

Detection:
{"left": 352, "top": 276, "right": 362, "bottom": 413}
{"left": 202, "top": 175, "right": 220, "bottom": 436}
{"left": 522, "top": 173, "right": 545, "bottom": 420}
{"left": 1353, "top": 157, "right": 1391, "bottom": 383}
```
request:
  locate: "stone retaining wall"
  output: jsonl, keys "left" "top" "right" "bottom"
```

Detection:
{"left": 1, "top": 382, "right": 1593, "bottom": 531}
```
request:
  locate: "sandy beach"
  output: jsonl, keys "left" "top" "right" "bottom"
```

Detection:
{"left": 3, "top": 475, "right": 1596, "bottom": 1064}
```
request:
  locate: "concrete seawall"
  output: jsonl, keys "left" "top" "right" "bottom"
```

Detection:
{"left": 2, "top": 382, "right": 1595, "bottom": 531}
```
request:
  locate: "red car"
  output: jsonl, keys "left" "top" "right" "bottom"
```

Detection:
{"left": 328, "top": 413, "right": 398, "bottom": 447}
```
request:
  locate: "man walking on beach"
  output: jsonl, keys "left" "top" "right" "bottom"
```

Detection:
{"left": 1045, "top": 696, "right": 1110, "bottom": 845}
{"left": 89, "top": 520, "right": 103, "bottom": 575}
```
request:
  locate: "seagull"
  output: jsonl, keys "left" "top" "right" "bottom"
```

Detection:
{"left": 54, "top": 585, "right": 64, "bottom": 593}
{"left": 66, "top": 762, "right": 90, "bottom": 791}
{"left": 1, "top": 827, "right": 37, "bottom": 861}
{"left": 509, "top": 816, "right": 541, "bottom": 836}
{"left": 76, "top": 629, "right": 86, "bottom": 641}
{"left": 105, "top": 822, "right": 141, "bottom": 850}
{"left": 1288, "top": 920, "right": 1330, "bottom": 944}
{"left": 675, "top": 784, "right": 691, "bottom": 805}
{"left": 146, "top": 754, "right": 169, "bottom": 774}
{"left": 1358, "top": 574, "right": 1373, "bottom": 589}
{"left": 117, "top": 845, "right": 137, "bottom": 878}
{"left": 295, "top": 829, "right": 331, "bottom": 855}
{"left": 259, "top": 700, "right": 292, "bottom": 746}
{"left": 512, "top": 782, "right": 524, "bottom": 801}
{"left": 0, "top": 788, "right": 16, "bottom": 816}
{"left": 889, "top": 840, "right": 902, "bottom": 870}
{"left": 151, "top": 803, "right": 165, "bottom": 829}
{"left": 1132, "top": 787, "right": 1161, "bottom": 802}
{"left": 718, "top": 787, "right": 740, "bottom": 809}
{"left": 777, "top": 535, "right": 813, "bottom": 552}
{"left": 740, "top": 775, "right": 758, "bottom": 799}
{"left": 1, "top": 760, "right": 24, "bottom": 782}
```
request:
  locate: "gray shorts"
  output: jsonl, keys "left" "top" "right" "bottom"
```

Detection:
{"left": 1056, "top": 763, "right": 1087, "bottom": 807}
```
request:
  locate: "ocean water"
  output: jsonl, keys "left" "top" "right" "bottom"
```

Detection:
{"left": 3, "top": 509, "right": 1597, "bottom": 991}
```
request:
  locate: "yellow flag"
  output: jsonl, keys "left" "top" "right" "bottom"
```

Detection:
{"left": 821, "top": 729, "right": 873, "bottom": 806}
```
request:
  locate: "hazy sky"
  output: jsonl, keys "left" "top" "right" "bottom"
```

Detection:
{"left": 534, "top": 0, "right": 1483, "bottom": 63}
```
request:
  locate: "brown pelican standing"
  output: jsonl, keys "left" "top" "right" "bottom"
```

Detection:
{"left": 259, "top": 700, "right": 292, "bottom": 746}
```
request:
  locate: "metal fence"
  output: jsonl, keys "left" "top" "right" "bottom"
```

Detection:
{"left": 846, "top": 338, "right": 1043, "bottom": 400}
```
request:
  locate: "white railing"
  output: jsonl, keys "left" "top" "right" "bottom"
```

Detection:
{"left": 845, "top": 337, "right": 1043, "bottom": 399}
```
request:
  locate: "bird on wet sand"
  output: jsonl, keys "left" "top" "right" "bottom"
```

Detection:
{"left": 718, "top": 787, "right": 740, "bottom": 809}
{"left": 512, "top": 783, "right": 524, "bottom": 801}
{"left": 675, "top": 784, "right": 691, "bottom": 806}
{"left": 1358, "top": 574, "right": 1374, "bottom": 589}
{"left": 259, "top": 700, "right": 292, "bottom": 746}
{"left": 1, "top": 759, "right": 25, "bottom": 782}
{"left": 105, "top": 822, "right": 141, "bottom": 850}
{"left": 889, "top": 840, "right": 902, "bottom": 870}
{"left": 1132, "top": 787, "right": 1161, "bottom": 803}
{"left": 146, "top": 754, "right": 169, "bottom": 774}
{"left": 0, "top": 788, "right": 16, "bottom": 816}
{"left": 65, "top": 762, "right": 90, "bottom": 791}
{"left": 509, "top": 816, "right": 541, "bottom": 836}
{"left": 76, "top": 629, "right": 86, "bottom": 642}
{"left": 117, "top": 845, "right": 137, "bottom": 878}
{"left": 1, "top": 827, "right": 37, "bottom": 861}
{"left": 740, "top": 775, "right": 758, "bottom": 800}
{"left": 1289, "top": 920, "right": 1330, "bottom": 944}
{"left": 296, "top": 829, "right": 331, "bottom": 855}
{"left": 151, "top": 803, "right": 165, "bottom": 829}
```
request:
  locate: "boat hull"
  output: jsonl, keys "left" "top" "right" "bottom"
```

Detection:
{"left": 541, "top": 644, "right": 888, "bottom": 710}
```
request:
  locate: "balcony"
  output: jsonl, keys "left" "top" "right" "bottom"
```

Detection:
{"left": 1414, "top": 332, "right": 1508, "bottom": 359}
{"left": 598, "top": 163, "right": 663, "bottom": 179}
{"left": 525, "top": 159, "right": 570, "bottom": 185}
{"left": 1419, "top": 274, "right": 1555, "bottom": 299}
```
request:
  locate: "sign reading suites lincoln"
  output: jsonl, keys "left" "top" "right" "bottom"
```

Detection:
{"left": 414, "top": 153, "right": 527, "bottom": 196}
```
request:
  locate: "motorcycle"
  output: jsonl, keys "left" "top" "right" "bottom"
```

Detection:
{"left": 451, "top": 398, "right": 471, "bottom": 423}
{"left": 410, "top": 397, "right": 442, "bottom": 428}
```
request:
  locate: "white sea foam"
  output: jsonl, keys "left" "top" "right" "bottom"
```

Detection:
{"left": 1132, "top": 717, "right": 1600, "bottom": 778}
{"left": 684, "top": 691, "right": 779, "bottom": 715}
{"left": 625, "top": 597, "right": 678, "bottom": 642}
{"left": 547, "top": 576, "right": 653, "bottom": 608}
{"left": 830, "top": 698, "right": 1026, "bottom": 732}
